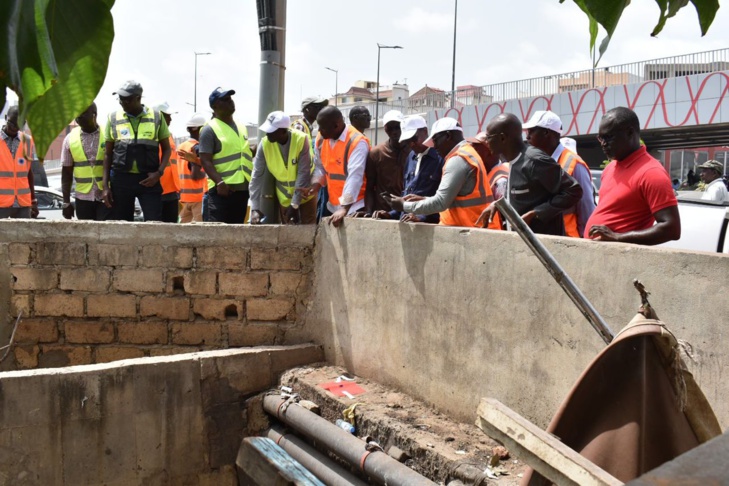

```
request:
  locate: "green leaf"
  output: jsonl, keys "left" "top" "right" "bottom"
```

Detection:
{"left": 25, "top": 0, "right": 115, "bottom": 157}
{"left": 689, "top": 0, "right": 720, "bottom": 35}
{"left": 652, "top": 0, "right": 689, "bottom": 36}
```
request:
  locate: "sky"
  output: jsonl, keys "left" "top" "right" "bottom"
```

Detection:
{"left": 54, "top": 0, "right": 729, "bottom": 134}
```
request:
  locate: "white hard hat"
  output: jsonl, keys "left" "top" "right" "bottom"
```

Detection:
{"left": 186, "top": 113, "right": 207, "bottom": 128}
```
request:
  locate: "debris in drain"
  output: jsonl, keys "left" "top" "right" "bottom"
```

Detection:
{"left": 387, "top": 446, "right": 410, "bottom": 462}
{"left": 455, "top": 450, "right": 466, "bottom": 455}
{"left": 445, "top": 436, "right": 455, "bottom": 442}
{"left": 319, "top": 379, "right": 366, "bottom": 398}
{"left": 335, "top": 419, "right": 355, "bottom": 433}
{"left": 426, "top": 443, "right": 435, "bottom": 448}
{"left": 492, "top": 445, "right": 510, "bottom": 459}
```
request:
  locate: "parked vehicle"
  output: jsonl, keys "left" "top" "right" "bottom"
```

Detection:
{"left": 659, "top": 192, "right": 729, "bottom": 253}
{"left": 35, "top": 186, "right": 67, "bottom": 220}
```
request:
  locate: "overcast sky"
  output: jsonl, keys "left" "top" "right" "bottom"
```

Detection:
{"left": 83, "top": 1, "right": 729, "bottom": 133}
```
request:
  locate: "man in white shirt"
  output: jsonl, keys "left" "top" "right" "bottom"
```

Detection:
{"left": 698, "top": 160, "right": 728, "bottom": 202}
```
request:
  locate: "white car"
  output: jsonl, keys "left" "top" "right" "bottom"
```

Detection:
{"left": 35, "top": 186, "right": 67, "bottom": 220}
{"left": 659, "top": 191, "right": 729, "bottom": 253}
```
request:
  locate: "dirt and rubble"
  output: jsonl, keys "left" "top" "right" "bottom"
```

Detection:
{"left": 265, "top": 364, "right": 527, "bottom": 485}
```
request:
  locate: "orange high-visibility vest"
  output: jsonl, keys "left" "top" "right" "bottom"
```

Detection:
{"left": 159, "top": 136, "right": 180, "bottom": 195}
{"left": 558, "top": 149, "right": 590, "bottom": 238}
{"left": 318, "top": 125, "right": 367, "bottom": 206}
{"left": 487, "top": 162, "right": 510, "bottom": 194}
{"left": 177, "top": 139, "right": 207, "bottom": 203}
{"left": 440, "top": 143, "right": 501, "bottom": 229}
{"left": 0, "top": 132, "right": 33, "bottom": 208}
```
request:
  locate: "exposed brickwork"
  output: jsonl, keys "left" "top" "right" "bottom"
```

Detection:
{"left": 171, "top": 323, "right": 223, "bottom": 346}
{"left": 59, "top": 268, "right": 110, "bottom": 292}
{"left": 218, "top": 273, "right": 268, "bottom": 297}
{"left": 117, "top": 322, "right": 168, "bottom": 345}
{"left": 11, "top": 267, "right": 57, "bottom": 290}
{"left": 87, "top": 294, "right": 137, "bottom": 318}
{"left": 1, "top": 226, "right": 314, "bottom": 370}
{"left": 64, "top": 321, "right": 115, "bottom": 344}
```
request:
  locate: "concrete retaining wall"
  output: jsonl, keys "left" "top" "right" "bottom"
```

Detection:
{"left": 299, "top": 219, "right": 729, "bottom": 429}
{"left": 0, "top": 221, "right": 315, "bottom": 371}
{"left": 0, "top": 344, "right": 323, "bottom": 485}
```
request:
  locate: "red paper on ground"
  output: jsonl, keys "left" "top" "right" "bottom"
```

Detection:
{"left": 318, "top": 380, "right": 366, "bottom": 397}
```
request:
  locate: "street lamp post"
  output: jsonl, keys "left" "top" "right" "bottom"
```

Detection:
{"left": 325, "top": 67, "right": 338, "bottom": 106}
{"left": 375, "top": 43, "right": 403, "bottom": 145}
{"left": 194, "top": 51, "right": 212, "bottom": 112}
{"left": 451, "top": 0, "right": 458, "bottom": 108}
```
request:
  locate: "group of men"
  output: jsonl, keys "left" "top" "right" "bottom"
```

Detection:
{"left": 0, "top": 81, "right": 693, "bottom": 245}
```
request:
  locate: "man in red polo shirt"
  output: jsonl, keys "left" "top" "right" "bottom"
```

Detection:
{"left": 585, "top": 107, "right": 680, "bottom": 245}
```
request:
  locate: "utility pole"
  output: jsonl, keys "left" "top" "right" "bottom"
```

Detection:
{"left": 451, "top": 0, "right": 458, "bottom": 108}
{"left": 193, "top": 51, "right": 211, "bottom": 112}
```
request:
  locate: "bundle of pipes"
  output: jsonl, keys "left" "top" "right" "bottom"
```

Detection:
{"left": 262, "top": 395, "right": 437, "bottom": 486}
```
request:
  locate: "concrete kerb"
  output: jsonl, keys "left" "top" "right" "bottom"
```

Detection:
{"left": 0, "top": 344, "right": 324, "bottom": 484}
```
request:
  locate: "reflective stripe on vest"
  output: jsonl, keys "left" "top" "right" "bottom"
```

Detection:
{"left": 0, "top": 132, "right": 32, "bottom": 207}
{"left": 160, "top": 136, "right": 180, "bottom": 195}
{"left": 261, "top": 129, "right": 314, "bottom": 207}
{"left": 177, "top": 139, "right": 207, "bottom": 203}
{"left": 558, "top": 149, "right": 590, "bottom": 238}
{"left": 487, "top": 163, "right": 510, "bottom": 188}
{"left": 319, "top": 125, "right": 367, "bottom": 206}
{"left": 68, "top": 126, "right": 105, "bottom": 194}
{"left": 109, "top": 108, "right": 161, "bottom": 172}
{"left": 207, "top": 119, "right": 252, "bottom": 189}
{"left": 439, "top": 142, "right": 500, "bottom": 229}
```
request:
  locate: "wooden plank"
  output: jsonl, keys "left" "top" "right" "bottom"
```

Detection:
{"left": 475, "top": 398, "right": 623, "bottom": 486}
{"left": 236, "top": 437, "right": 325, "bottom": 486}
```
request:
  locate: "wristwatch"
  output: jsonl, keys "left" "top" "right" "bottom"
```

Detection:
{"left": 290, "top": 203, "right": 300, "bottom": 210}
{"left": 62, "top": 202, "right": 72, "bottom": 209}
{"left": 157, "top": 168, "right": 165, "bottom": 176}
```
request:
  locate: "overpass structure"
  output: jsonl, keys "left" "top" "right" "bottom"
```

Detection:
{"left": 418, "top": 49, "right": 729, "bottom": 170}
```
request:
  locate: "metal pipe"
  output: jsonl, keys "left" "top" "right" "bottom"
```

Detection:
{"left": 266, "top": 425, "right": 368, "bottom": 486}
{"left": 494, "top": 198, "right": 614, "bottom": 344}
{"left": 263, "top": 396, "right": 436, "bottom": 486}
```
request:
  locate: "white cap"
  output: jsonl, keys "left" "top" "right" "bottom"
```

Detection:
{"left": 153, "top": 101, "right": 176, "bottom": 115}
{"left": 186, "top": 113, "right": 207, "bottom": 128}
{"left": 399, "top": 115, "right": 427, "bottom": 143}
{"left": 424, "top": 117, "right": 462, "bottom": 145}
{"left": 382, "top": 110, "right": 404, "bottom": 126}
{"left": 560, "top": 137, "right": 577, "bottom": 153}
{"left": 259, "top": 111, "right": 291, "bottom": 133}
{"left": 522, "top": 110, "right": 562, "bottom": 135}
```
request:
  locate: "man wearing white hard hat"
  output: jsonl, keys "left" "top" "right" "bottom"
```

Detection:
{"left": 523, "top": 110, "right": 594, "bottom": 237}
{"left": 176, "top": 113, "right": 208, "bottom": 223}
{"left": 366, "top": 110, "right": 406, "bottom": 214}
{"left": 250, "top": 111, "right": 317, "bottom": 225}
{"left": 382, "top": 117, "right": 501, "bottom": 229}
{"left": 377, "top": 115, "right": 444, "bottom": 222}
{"left": 153, "top": 102, "right": 181, "bottom": 222}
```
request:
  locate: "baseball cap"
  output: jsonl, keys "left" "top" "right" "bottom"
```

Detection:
{"left": 382, "top": 110, "right": 404, "bottom": 126}
{"left": 522, "top": 110, "right": 563, "bottom": 135}
{"left": 423, "top": 117, "right": 462, "bottom": 145}
{"left": 301, "top": 96, "right": 328, "bottom": 110}
{"left": 186, "top": 113, "right": 207, "bottom": 128}
{"left": 152, "top": 102, "right": 177, "bottom": 115}
{"left": 209, "top": 87, "right": 236, "bottom": 108}
{"left": 113, "top": 80, "right": 143, "bottom": 97}
{"left": 259, "top": 111, "right": 291, "bottom": 133}
{"left": 698, "top": 160, "right": 724, "bottom": 174}
{"left": 399, "top": 115, "right": 427, "bottom": 143}
{"left": 466, "top": 131, "right": 488, "bottom": 145}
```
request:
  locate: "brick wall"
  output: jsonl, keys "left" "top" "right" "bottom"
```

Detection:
{"left": 0, "top": 221, "right": 316, "bottom": 370}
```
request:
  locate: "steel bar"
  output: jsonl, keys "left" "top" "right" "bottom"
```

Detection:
{"left": 263, "top": 396, "right": 436, "bottom": 486}
{"left": 266, "top": 425, "right": 368, "bottom": 486}
{"left": 494, "top": 198, "right": 614, "bottom": 344}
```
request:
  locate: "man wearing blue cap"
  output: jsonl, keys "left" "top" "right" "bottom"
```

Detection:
{"left": 198, "top": 87, "right": 253, "bottom": 224}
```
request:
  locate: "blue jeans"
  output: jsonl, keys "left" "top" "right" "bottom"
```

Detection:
{"left": 110, "top": 171, "right": 162, "bottom": 222}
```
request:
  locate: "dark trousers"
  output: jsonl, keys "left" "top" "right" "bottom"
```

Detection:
{"left": 316, "top": 186, "right": 331, "bottom": 223}
{"left": 202, "top": 193, "right": 210, "bottom": 222}
{"left": 161, "top": 195, "right": 180, "bottom": 223}
{"left": 207, "top": 187, "right": 248, "bottom": 224}
{"left": 0, "top": 207, "right": 31, "bottom": 219}
{"left": 75, "top": 199, "right": 111, "bottom": 221}
{"left": 110, "top": 171, "right": 162, "bottom": 222}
